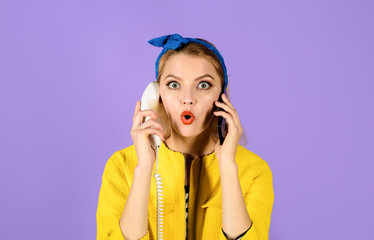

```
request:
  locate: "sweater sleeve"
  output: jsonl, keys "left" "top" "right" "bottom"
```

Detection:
{"left": 96, "top": 151, "right": 150, "bottom": 240}
{"left": 219, "top": 158, "right": 274, "bottom": 240}
{"left": 221, "top": 224, "right": 251, "bottom": 239}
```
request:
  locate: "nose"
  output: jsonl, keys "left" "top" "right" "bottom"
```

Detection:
{"left": 182, "top": 99, "right": 193, "bottom": 105}
{"left": 181, "top": 88, "right": 195, "bottom": 106}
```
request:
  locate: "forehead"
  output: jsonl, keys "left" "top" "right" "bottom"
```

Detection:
{"left": 162, "top": 54, "right": 218, "bottom": 77}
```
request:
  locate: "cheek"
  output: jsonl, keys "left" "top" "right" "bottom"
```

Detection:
{"left": 161, "top": 95, "right": 177, "bottom": 117}
{"left": 201, "top": 98, "right": 217, "bottom": 119}
{"left": 205, "top": 96, "right": 218, "bottom": 111}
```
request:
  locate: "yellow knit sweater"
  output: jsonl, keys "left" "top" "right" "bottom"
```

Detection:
{"left": 96, "top": 141, "right": 274, "bottom": 240}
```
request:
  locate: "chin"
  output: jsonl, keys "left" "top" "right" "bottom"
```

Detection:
{"left": 177, "top": 123, "right": 212, "bottom": 138}
{"left": 172, "top": 122, "right": 197, "bottom": 136}
{"left": 176, "top": 128, "right": 200, "bottom": 138}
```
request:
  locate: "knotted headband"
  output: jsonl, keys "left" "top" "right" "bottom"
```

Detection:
{"left": 148, "top": 33, "right": 228, "bottom": 91}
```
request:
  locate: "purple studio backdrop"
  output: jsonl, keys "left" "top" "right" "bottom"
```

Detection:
{"left": 0, "top": 0, "right": 373, "bottom": 239}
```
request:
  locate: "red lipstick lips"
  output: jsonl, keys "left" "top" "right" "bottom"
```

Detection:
{"left": 181, "top": 111, "right": 195, "bottom": 125}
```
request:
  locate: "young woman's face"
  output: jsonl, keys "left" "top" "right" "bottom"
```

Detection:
{"left": 159, "top": 54, "right": 222, "bottom": 138}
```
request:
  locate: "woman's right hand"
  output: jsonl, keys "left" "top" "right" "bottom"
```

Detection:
{"left": 131, "top": 101, "right": 165, "bottom": 168}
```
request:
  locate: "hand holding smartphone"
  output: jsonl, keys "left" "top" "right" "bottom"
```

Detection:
{"left": 217, "top": 90, "right": 227, "bottom": 145}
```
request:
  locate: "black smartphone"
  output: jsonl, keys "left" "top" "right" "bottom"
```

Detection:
{"left": 217, "top": 90, "right": 227, "bottom": 145}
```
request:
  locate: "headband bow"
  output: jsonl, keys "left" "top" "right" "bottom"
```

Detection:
{"left": 148, "top": 33, "right": 228, "bottom": 90}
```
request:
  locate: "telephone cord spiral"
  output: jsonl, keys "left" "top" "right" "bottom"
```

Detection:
{"left": 154, "top": 145, "right": 163, "bottom": 240}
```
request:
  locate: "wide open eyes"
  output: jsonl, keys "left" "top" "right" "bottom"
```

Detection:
{"left": 165, "top": 80, "right": 212, "bottom": 90}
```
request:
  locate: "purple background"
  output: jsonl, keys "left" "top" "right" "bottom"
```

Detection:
{"left": 1, "top": 0, "right": 373, "bottom": 239}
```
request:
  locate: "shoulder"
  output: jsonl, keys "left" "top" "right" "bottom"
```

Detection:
{"left": 103, "top": 144, "right": 138, "bottom": 176}
{"left": 234, "top": 145, "right": 274, "bottom": 200}
{"left": 235, "top": 144, "right": 273, "bottom": 181}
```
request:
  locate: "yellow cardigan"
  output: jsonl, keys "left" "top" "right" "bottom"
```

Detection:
{"left": 97, "top": 141, "right": 274, "bottom": 240}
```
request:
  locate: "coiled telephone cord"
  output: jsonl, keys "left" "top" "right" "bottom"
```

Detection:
{"left": 153, "top": 145, "right": 163, "bottom": 240}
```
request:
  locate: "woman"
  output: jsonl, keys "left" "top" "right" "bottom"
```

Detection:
{"left": 96, "top": 33, "right": 274, "bottom": 240}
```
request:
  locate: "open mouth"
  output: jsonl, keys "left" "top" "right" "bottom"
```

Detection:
{"left": 181, "top": 111, "right": 195, "bottom": 125}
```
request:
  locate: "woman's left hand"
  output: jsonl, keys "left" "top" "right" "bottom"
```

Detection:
{"left": 213, "top": 93, "right": 243, "bottom": 165}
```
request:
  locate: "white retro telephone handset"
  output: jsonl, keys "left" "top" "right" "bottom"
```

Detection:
{"left": 140, "top": 81, "right": 164, "bottom": 240}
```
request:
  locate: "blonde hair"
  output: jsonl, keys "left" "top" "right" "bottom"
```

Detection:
{"left": 154, "top": 39, "right": 247, "bottom": 147}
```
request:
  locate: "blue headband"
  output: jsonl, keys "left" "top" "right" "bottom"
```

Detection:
{"left": 148, "top": 33, "right": 228, "bottom": 91}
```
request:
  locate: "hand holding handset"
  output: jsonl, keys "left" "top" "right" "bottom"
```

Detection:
{"left": 140, "top": 81, "right": 164, "bottom": 239}
{"left": 140, "top": 81, "right": 162, "bottom": 149}
{"left": 131, "top": 83, "right": 165, "bottom": 171}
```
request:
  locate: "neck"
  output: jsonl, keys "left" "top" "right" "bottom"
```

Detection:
{"left": 164, "top": 125, "right": 216, "bottom": 159}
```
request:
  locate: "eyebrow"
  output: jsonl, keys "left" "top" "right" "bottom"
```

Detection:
{"left": 164, "top": 74, "right": 215, "bottom": 81}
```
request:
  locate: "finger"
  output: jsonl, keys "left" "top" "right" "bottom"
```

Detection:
{"left": 215, "top": 100, "right": 235, "bottom": 116}
{"left": 132, "top": 101, "right": 140, "bottom": 128}
{"left": 215, "top": 96, "right": 240, "bottom": 126}
{"left": 217, "top": 94, "right": 236, "bottom": 114}
{"left": 221, "top": 93, "right": 234, "bottom": 109}
{"left": 133, "top": 101, "right": 143, "bottom": 124}
{"left": 133, "top": 108, "right": 158, "bottom": 128}
{"left": 140, "top": 110, "right": 158, "bottom": 125}
{"left": 138, "top": 118, "right": 164, "bottom": 133}
{"left": 213, "top": 111, "right": 237, "bottom": 132}
{"left": 214, "top": 110, "right": 243, "bottom": 138}
{"left": 133, "top": 101, "right": 157, "bottom": 121}
{"left": 133, "top": 101, "right": 140, "bottom": 118}
{"left": 144, "top": 128, "right": 166, "bottom": 141}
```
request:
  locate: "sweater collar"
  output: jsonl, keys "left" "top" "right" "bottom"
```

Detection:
{"left": 159, "top": 140, "right": 217, "bottom": 165}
